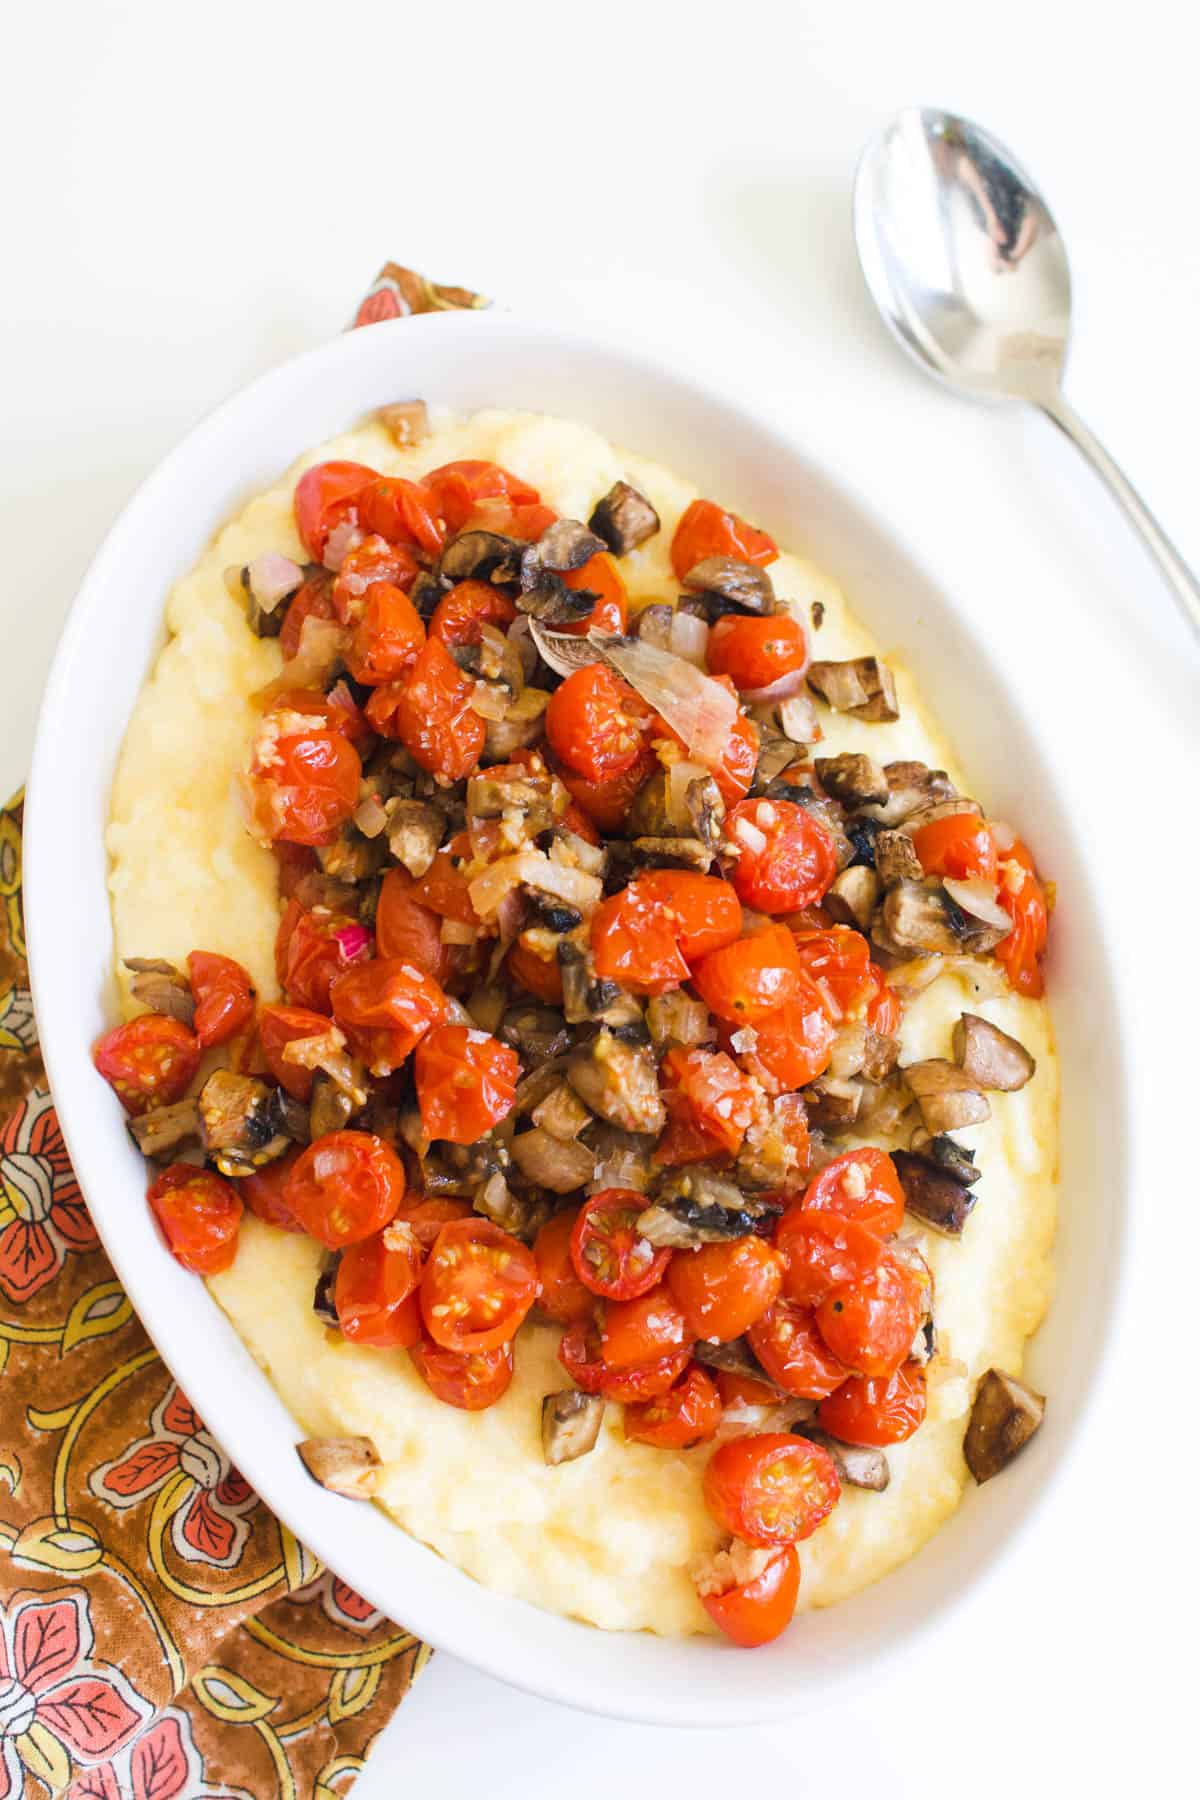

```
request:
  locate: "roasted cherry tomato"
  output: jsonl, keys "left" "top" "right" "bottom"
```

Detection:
{"left": 269, "top": 683, "right": 371, "bottom": 749}
{"left": 802, "top": 1147, "right": 905, "bottom": 1237}
{"left": 239, "top": 1148, "right": 304, "bottom": 1232}
{"left": 748, "top": 1298, "right": 849, "bottom": 1399}
{"left": 864, "top": 964, "right": 901, "bottom": 1036}
{"left": 282, "top": 1130, "right": 405, "bottom": 1248}
{"left": 428, "top": 579, "right": 517, "bottom": 648}
{"left": 690, "top": 923, "right": 804, "bottom": 1024}
{"left": 414, "top": 1024, "right": 519, "bottom": 1144}
{"left": 330, "top": 958, "right": 448, "bottom": 1076}
{"left": 558, "top": 553, "right": 629, "bottom": 636}
{"left": 570, "top": 1190, "right": 672, "bottom": 1301}
{"left": 357, "top": 475, "right": 445, "bottom": 557}
{"left": 366, "top": 638, "right": 485, "bottom": 782}
{"left": 775, "top": 1208, "right": 884, "bottom": 1309}
{"left": 698, "top": 1543, "right": 800, "bottom": 1647}
{"left": 375, "top": 869, "right": 451, "bottom": 983}
{"left": 666, "top": 1235, "right": 784, "bottom": 1342}
{"left": 409, "top": 1334, "right": 514, "bottom": 1410}
{"left": 258, "top": 1003, "right": 331, "bottom": 1103}
{"left": 590, "top": 871, "right": 742, "bottom": 996}
{"left": 600, "top": 1288, "right": 693, "bottom": 1369}
{"left": 422, "top": 460, "right": 544, "bottom": 534}
{"left": 506, "top": 939, "right": 564, "bottom": 1004}
{"left": 706, "top": 614, "right": 808, "bottom": 692}
{"left": 280, "top": 572, "right": 338, "bottom": 661}
{"left": 294, "top": 461, "right": 375, "bottom": 562}
{"left": 94, "top": 1015, "right": 201, "bottom": 1117}
{"left": 389, "top": 1195, "right": 474, "bottom": 1250}
{"left": 655, "top": 1048, "right": 757, "bottom": 1165}
{"left": 420, "top": 1218, "right": 539, "bottom": 1352}
{"left": 817, "top": 1360, "right": 927, "bottom": 1445}
{"left": 147, "top": 1164, "right": 242, "bottom": 1274}
{"left": 545, "top": 665, "right": 654, "bottom": 783}
{"left": 789, "top": 927, "right": 872, "bottom": 1020}
{"left": 344, "top": 581, "right": 425, "bottom": 685}
{"left": 186, "top": 951, "right": 255, "bottom": 1049}
{"left": 249, "top": 725, "right": 361, "bottom": 847}
{"left": 533, "top": 1209, "right": 594, "bottom": 1326}
{"left": 703, "top": 1432, "right": 840, "bottom": 1546}
{"left": 670, "top": 498, "right": 778, "bottom": 580}
{"left": 335, "top": 1226, "right": 424, "bottom": 1348}
{"left": 725, "top": 799, "right": 838, "bottom": 914}
{"left": 911, "top": 811, "right": 998, "bottom": 883}
{"left": 815, "top": 1249, "right": 923, "bottom": 1378}
{"left": 726, "top": 976, "right": 835, "bottom": 1092}
{"left": 557, "top": 1323, "right": 691, "bottom": 1401}
{"left": 715, "top": 1370, "right": 780, "bottom": 1409}
{"left": 625, "top": 1364, "right": 722, "bottom": 1449}
{"left": 331, "top": 535, "right": 420, "bottom": 624}
{"left": 995, "top": 836, "right": 1049, "bottom": 998}
{"left": 276, "top": 903, "right": 371, "bottom": 1013}
{"left": 555, "top": 748, "right": 656, "bottom": 834}
{"left": 410, "top": 833, "right": 480, "bottom": 927}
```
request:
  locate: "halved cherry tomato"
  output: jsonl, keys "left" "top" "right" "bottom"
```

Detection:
{"left": 344, "top": 581, "right": 425, "bottom": 685}
{"left": 294, "top": 461, "right": 375, "bottom": 561}
{"left": 533, "top": 1209, "right": 594, "bottom": 1325}
{"left": 864, "top": 964, "right": 901, "bottom": 1035}
{"left": 331, "top": 958, "right": 447, "bottom": 1076}
{"left": 600, "top": 1288, "right": 693, "bottom": 1369}
{"left": 699, "top": 1543, "right": 800, "bottom": 1647}
{"left": 995, "top": 836, "right": 1049, "bottom": 998}
{"left": 715, "top": 1370, "right": 780, "bottom": 1409}
{"left": 186, "top": 951, "right": 255, "bottom": 1049}
{"left": 706, "top": 614, "right": 807, "bottom": 692}
{"left": 655, "top": 1047, "right": 757, "bottom": 1165}
{"left": 279, "top": 572, "right": 338, "bottom": 661}
{"left": 625, "top": 1364, "right": 722, "bottom": 1449}
{"left": 147, "top": 1164, "right": 242, "bottom": 1274}
{"left": 789, "top": 927, "right": 871, "bottom": 1021}
{"left": 331, "top": 535, "right": 420, "bottom": 624}
{"left": 420, "top": 1217, "right": 539, "bottom": 1352}
{"left": 558, "top": 553, "right": 628, "bottom": 636}
{"left": 506, "top": 939, "right": 563, "bottom": 1003}
{"left": 815, "top": 1249, "right": 923, "bottom": 1379}
{"left": 358, "top": 475, "right": 445, "bottom": 558}
{"left": 691, "top": 923, "right": 804, "bottom": 1024}
{"left": 558, "top": 1323, "right": 690, "bottom": 1401}
{"left": 545, "top": 665, "right": 654, "bottom": 783}
{"left": 703, "top": 1432, "right": 840, "bottom": 1545}
{"left": 726, "top": 975, "right": 835, "bottom": 1092}
{"left": 817, "top": 1360, "right": 927, "bottom": 1445}
{"left": 94, "top": 1015, "right": 201, "bottom": 1116}
{"left": 283, "top": 1130, "right": 405, "bottom": 1248}
{"left": 428, "top": 579, "right": 517, "bottom": 648}
{"left": 803, "top": 1147, "right": 905, "bottom": 1237}
{"left": 366, "top": 638, "right": 485, "bottom": 781}
{"left": 409, "top": 1334, "right": 514, "bottom": 1410}
{"left": 389, "top": 1195, "right": 473, "bottom": 1250}
{"left": 665, "top": 1235, "right": 784, "bottom": 1342}
{"left": 670, "top": 499, "right": 778, "bottom": 580}
{"left": 591, "top": 871, "right": 742, "bottom": 996}
{"left": 410, "top": 832, "right": 480, "bottom": 927}
{"left": 775, "top": 1208, "right": 884, "bottom": 1309}
{"left": 240, "top": 1148, "right": 304, "bottom": 1232}
{"left": 258, "top": 1003, "right": 331, "bottom": 1103}
{"left": 911, "top": 811, "right": 998, "bottom": 883}
{"left": 570, "top": 1190, "right": 672, "bottom": 1300}
{"left": 725, "top": 799, "right": 838, "bottom": 914}
{"left": 276, "top": 904, "right": 371, "bottom": 1014}
{"left": 747, "top": 1298, "right": 849, "bottom": 1399}
{"left": 335, "top": 1226, "right": 424, "bottom": 1347}
{"left": 375, "top": 869, "right": 451, "bottom": 983}
{"left": 414, "top": 1024, "right": 519, "bottom": 1144}
{"left": 422, "top": 460, "right": 544, "bottom": 535}
{"left": 555, "top": 748, "right": 656, "bottom": 834}
{"left": 249, "top": 727, "right": 361, "bottom": 847}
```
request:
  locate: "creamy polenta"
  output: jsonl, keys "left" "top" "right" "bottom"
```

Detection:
{"left": 107, "top": 409, "right": 1057, "bottom": 1635}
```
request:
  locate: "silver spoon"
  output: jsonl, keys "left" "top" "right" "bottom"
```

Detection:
{"left": 854, "top": 107, "right": 1200, "bottom": 640}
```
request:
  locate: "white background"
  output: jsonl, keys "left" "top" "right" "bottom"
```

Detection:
{"left": 4, "top": 3, "right": 1198, "bottom": 1796}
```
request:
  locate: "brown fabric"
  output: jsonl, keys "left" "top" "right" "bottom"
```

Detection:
{"left": 0, "top": 262, "right": 487, "bottom": 1800}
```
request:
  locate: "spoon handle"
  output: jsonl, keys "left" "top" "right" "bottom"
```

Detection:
{"left": 1039, "top": 393, "right": 1200, "bottom": 641}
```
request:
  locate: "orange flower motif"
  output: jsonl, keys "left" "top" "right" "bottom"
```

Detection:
{"left": 0, "top": 1090, "right": 95, "bottom": 1303}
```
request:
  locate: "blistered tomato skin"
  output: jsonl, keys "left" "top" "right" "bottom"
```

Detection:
{"left": 725, "top": 799, "right": 838, "bottom": 914}
{"left": 814, "top": 1250, "right": 923, "bottom": 1379}
{"left": 414, "top": 1025, "right": 520, "bottom": 1144}
{"left": 591, "top": 872, "right": 742, "bottom": 996}
{"left": 282, "top": 1131, "right": 406, "bottom": 1249}
{"left": 429, "top": 579, "right": 517, "bottom": 648}
{"left": 802, "top": 1147, "right": 906, "bottom": 1237}
{"left": 670, "top": 498, "right": 778, "bottom": 580}
{"left": 258, "top": 1003, "right": 332, "bottom": 1103}
{"left": 533, "top": 1210, "right": 594, "bottom": 1326}
{"left": 690, "top": 923, "right": 804, "bottom": 1024}
{"left": 93, "top": 1015, "right": 201, "bottom": 1116}
{"left": 147, "top": 1165, "right": 242, "bottom": 1274}
{"left": 330, "top": 959, "right": 448, "bottom": 1076}
{"left": 187, "top": 951, "right": 255, "bottom": 1048}
{"left": 703, "top": 1432, "right": 840, "bottom": 1546}
{"left": 294, "top": 461, "right": 376, "bottom": 561}
{"left": 558, "top": 1324, "right": 691, "bottom": 1402}
{"left": 600, "top": 1288, "right": 693, "bottom": 1369}
{"left": 817, "top": 1361, "right": 927, "bottom": 1445}
{"left": 624, "top": 1365, "right": 722, "bottom": 1449}
{"left": 250, "top": 727, "right": 362, "bottom": 847}
{"left": 545, "top": 665, "right": 653, "bottom": 783}
{"left": 419, "top": 1218, "right": 539, "bottom": 1353}
{"left": 706, "top": 614, "right": 808, "bottom": 692}
{"left": 558, "top": 554, "right": 628, "bottom": 636}
{"left": 665, "top": 1237, "right": 783, "bottom": 1342}
{"left": 699, "top": 1543, "right": 800, "bottom": 1647}
{"left": 748, "top": 1298, "right": 849, "bottom": 1399}
{"left": 335, "top": 1228, "right": 424, "bottom": 1348}
{"left": 409, "top": 1335, "right": 514, "bottom": 1410}
{"left": 365, "top": 638, "right": 485, "bottom": 782}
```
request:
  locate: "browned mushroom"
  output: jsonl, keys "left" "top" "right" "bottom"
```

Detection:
{"left": 296, "top": 1436, "right": 381, "bottom": 1499}
{"left": 953, "top": 1013, "right": 1036, "bottom": 1091}
{"left": 632, "top": 603, "right": 673, "bottom": 648}
{"left": 509, "top": 1128, "right": 596, "bottom": 1194}
{"left": 532, "top": 518, "right": 608, "bottom": 574}
{"left": 310, "top": 1071, "right": 356, "bottom": 1139}
{"left": 814, "top": 753, "right": 888, "bottom": 807}
{"left": 877, "top": 880, "right": 1006, "bottom": 957}
{"left": 681, "top": 556, "right": 775, "bottom": 616}
{"left": 874, "top": 829, "right": 924, "bottom": 886}
{"left": 902, "top": 1060, "right": 991, "bottom": 1133}
{"left": 854, "top": 1074, "right": 914, "bottom": 1137}
{"left": 692, "top": 1337, "right": 788, "bottom": 1394}
{"left": 587, "top": 1124, "right": 656, "bottom": 1193}
{"left": 375, "top": 399, "right": 429, "bottom": 446}
{"left": 963, "top": 1368, "right": 1045, "bottom": 1483}
{"left": 531, "top": 1084, "right": 592, "bottom": 1140}
{"left": 386, "top": 800, "right": 444, "bottom": 878}
{"left": 567, "top": 1033, "right": 665, "bottom": 1136}
{"left": 124, "top": 958, "right": 195, "bottom": 1028}
{"left": 438, "top": 529, "right": 524, "bottom": 586}
{"left": 823, "top": 865, "right": 880, "bottom": 931}
{"left": 608, "top": 836, "right": 715, "bottom": 878}
{"left": 500, "top": 1003, "right": 571, "bottom": 1062}
{"left": 646, "top": 991, "right": 715, "bottom": 1051}
{"left": 473, "top": 1171, "right": 551, "bottom": 1241}
{"left": 807, "top": 656, "right": 899, "bottom": 721}
{"left": 127, "top": 1098, "right": 201, "bottom": 1160}
{"left": 735, "top": 1095, "right": 810, "bottom": 1191}
{"left": 892, "top": 1148, "right": 979, "bottom": 1237}
{"left": 804, "top": 1077, "right": 863, "bottom": 1132}
{"left": 910, "top": 1132, "right": 981, "bottom": 1185}
{"left": 589, "top": 480, "right": 661, "bottom": 555}
{"left": 317, "top": 827, "right": 385, "bottom": 885}
{"left": 861, "top": 761, "right": 957, "bottom": 826}
{"left": 805, "top": 1427, "right": 891, "bottom": 1492}
{"left": 198, "top": 1072, "right": 294, "bottom": 1176}
{"left": 542, "top": 1390, "right": 605, "bottom": 1465}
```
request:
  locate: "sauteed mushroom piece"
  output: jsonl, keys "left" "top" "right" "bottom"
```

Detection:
{"left": 953, "top": 1013, "right": 1036, "bottom": 1091}
{"left": 530, "top": 518, "right": 608, "bottom": 574}
{"left": 963, "top": 1369, "right": 1045, "bottom": 1483}
{"left": 861, "top": 761, "right": 957, "bottom": 826}
{"left": 198, "top": 1071, "right": 294, "bottom": 1176}
{"left": 814, "top": 754, "right": 888, "bottom": 807}
{"left": 542, "top": 1390, "right": 606, "bottom": 1466}
{"left": 508, "top": 1128, "right": 596, "bottom": 1194}
{"left": 902, "top": 1060, "right": 991, "bottom": 1133}
{"left": 632, "top": 603, "right": 673, "bottom": 648}
{"left": 804, "top": 1427, "right": 891, "bottom": 1492}
{"left": 589, "top": 480, "right": 661, "bottom": 555}
{"left": 296, "top": 1436, "right": 381, "bottom": 1499}
{"left": 567, "top": 1033, "right": 665, "bottom": 1135}
{"left": 807, "top": 656, "right": 899, "bottom": 721}
{"left": 823, "top": 865, "right": 880, "bottom": 931}
{"left": 892, "top": 1148, "right": 979, "bottom": 1237}
{"left": 438, "top": 530, "right": 524, "bottom": 586}
{"left": 386, "top": 800, "right": 444, "bottom": 878}
{"left": 681, "top": 555, "right": 776, "bottom": 617}
{"left": 375, "top": 399, "right": 429, "bottom": 446}
{"left": 124, "top": 958, "right": 195, "bottom": 1028}
{"left": 127, "top": 1098, "right": 201, "bottom": 1160}
{"left": 874, "top": 829, "right": 924, "bottom": 887}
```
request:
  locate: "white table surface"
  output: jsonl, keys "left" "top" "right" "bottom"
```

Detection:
{"left": 5, "top": 2, "right": 1198, "bottom": 1794}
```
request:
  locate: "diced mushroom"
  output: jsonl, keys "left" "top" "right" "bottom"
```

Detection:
{"left": 589, "top": 480, "right": 661, "bottom": 556}
{"left": 317, "top": 827, "right": 384, "bottom": 885}
{"left": 473, "top": 1171, "right": 550, "bottom": 1241}
{"left": 567, "top": 1033, "right": 665, "bottom": 1136}
{"left": 814, "top": 754, "right": 888, "bottom": 807}
{"left": 313, "top": 1257, "right": 340, "bottom": 1324}
{"left": 310, "top": 1071, "right": 356, "bottom": 1139}
{"left": 681, "top": 555, "right": 775, "bottom": 616}
{"left": 438, "top": 530, "right": 524, "bottom": 586}
{"left": 642, "top": 1168, "right": 777, "bottom": 1245}
{"left": 509, "top": 1128, "right": 596, "bottom": 1194}
{"left": 542, "top": 1389, "right": 605, "bottom": 1465}
{"left": 963, "top": 1368, "right": 1045, "bottom": 1483}
{"left": 632, "top": 603, "right": 673, "bottom": 648}
{"left": 874, "top": 829, "right": 924, "bottom": 886}
{"left": 127, "top": 1098, "right": 201, "bottom": 1160}
{"left": 500, "top": 1004, "right": 571, "bottom": 1062}
{"left": 531, "top": 1083, "right": 592, "bottom": 1140}
{"left": 198, "top": 1072, "right": 293, "bottom": 1176}
{"left": 375, "top": 399, "right": 429, "bottom": 446}
{"left": 892, "top": 1149, "right": 979, "bottom": 1237}
{"left": 805, "top": 1427, "right": 891, "bottom": 1492}
{"left": 124, "top": 959, "right": 195, "bottom": 1028}
{"left": 692, "top": 1337, "right": 788, "bottom": 1395}
{"left": 468, "top": 767, "right": 565, "bottom": 837}
{"left": 585, "top": 1124, "right": 656, "bottom": 1194}
{"left": 854, "top": 1074, "right": 914, "bottom": 1137}
{"left": 910, "top": 1131, "right": 981, "bottom": 1185}
{"left": 807, "top": 657, "right": 899, "bottom": 721}
{"left": 824, "top": 865, "right": 880, "bottom": 931}
{"left": 296, "top": 1436, "right": 381, "bottom": 1499}
{"left": 803, "top": 1077, "right": 863, "bottom": 1133}
{"left": 829, "top": 1022, "right": 870, "bottom": 1082}
{"left": 776, "top": 692, "right": 821, "bottom": 745}
{"left": 485, "top": 686, "right": 550, "bottom": 760}
{"left": 877, "top": 880, "right": 1002, "bottom": 957}
{"left": 860, "top": 761, "right": 957, "bottom": 827}
{"left": 385, "top": 800, "right": 444, "bottom": 878}
{"left": 646, "top": 991, "right": 715, "bottom": 1051}
{"left": 939, "top": 877, "right": 1013, "bottom": 951}
{"left": 902, "top": 1060, "right": 991, "bottom": 1133}
{"left": 531, "top": 517, "right": 608, "bottom": 575}
{"left": 902, "top": 797, "right": 981, "bottom": 833}
{"left": 952, "top": 1013, "right": 1036, "bottom": 1091}
{"left": 608, "top": 836, "right": 714, "bottom": 878}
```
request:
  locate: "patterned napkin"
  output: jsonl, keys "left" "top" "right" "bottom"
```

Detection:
{"left": 0, "top": 266, "right": 487, "bottom": 1800}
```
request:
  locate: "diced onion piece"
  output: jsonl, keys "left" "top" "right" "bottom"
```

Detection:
{"left": 990, "top": 819, "right": 1016, "bottom": 853}
{"left": 742, "top": 668, "right": 809, "bottom": 705}
{"left": 668, "top": 759, "right": 712, "bottom": 819}
{"left": 669, "top": 610, "right": 710, "bottom": 667}
{"left": 729, "top": 1026, "right": 758, "bottom": 1053}
{"left": 469, "top": 848, "right": 602, "bottom": 919}
{"left": 354, "top": 793, "right": 389, "bottom": 838}
{"left": 254, "top": 616, "right": 347, "bottom": 705}
{"left": 598, "top": 633, "right": 737, "bottom": 772}
{"left": 776, "top": 692, "right": 820, "bottom": 743}
{"left": 280, "top": 1025, "right": 367, "bottom": 1105}
{"left": 323, "top": 520, "right": 364, "bottom": 571}
{"left": 247, "top": 552, "right": 305, "bottom": 612}
{"left": 441, "top": 919, "right": 479, "bottom": 945}
{"left": 732, "top": 815, "right": 767, "bottom": 857}
{"left": 469, "top": 681, "right": 512, "bottom": 721}
{"left": 943, "top": 876, "right": 1012, "bottom": 932}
